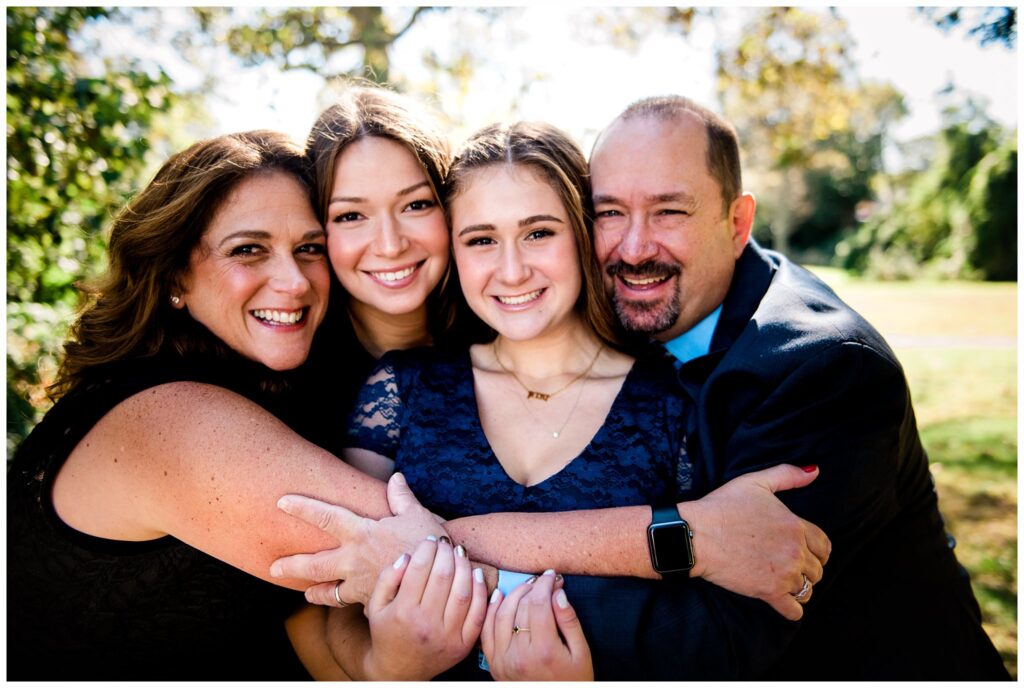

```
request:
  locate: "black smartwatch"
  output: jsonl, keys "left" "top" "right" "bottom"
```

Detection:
{"left": 647, "top": 505, "right": 695, "bottom": 576}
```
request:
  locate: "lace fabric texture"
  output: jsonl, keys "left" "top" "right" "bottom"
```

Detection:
{"left": 347, "top": 346, "right": 694, "bottom": 518}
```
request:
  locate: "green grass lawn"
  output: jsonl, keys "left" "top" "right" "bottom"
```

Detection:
{"left": 810, "top": 266, "right": 1018, "bottom": 677}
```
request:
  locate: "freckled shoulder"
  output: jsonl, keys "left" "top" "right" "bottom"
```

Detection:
{"left": 53, "top": 380, "right": 387, "bottom": 587}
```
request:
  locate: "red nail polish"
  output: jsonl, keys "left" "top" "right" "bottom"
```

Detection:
{"left": 801, "top": 465, "right": 818, "bottom": 473}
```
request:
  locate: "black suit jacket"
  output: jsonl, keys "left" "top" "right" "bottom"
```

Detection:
{"left": 564, "top": 241, "right": 1007, "bottom": 680}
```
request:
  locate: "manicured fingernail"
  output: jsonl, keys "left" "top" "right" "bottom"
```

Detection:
{"left": 474, "top": 567, "right": 484, "bottom": 583}
{"left": 393, "top": 553, "right": 408, "bottom": 569}
{"left": 554, "top": 589, "right": 569, "bottom": 609}
{"left": 801, "top": 465, "right": 818, "bottom": 473}
{"left": 426, "top": 535, "right": 437, "bottom": 542}
{"left": 438, "top": 535, "right": 453, "bottom": 546}
{"left": 490, "top": 589, "right": 501, "bottom": 604}
{"left": 542, "top": 569, "right": 556, "bottom": 577}
{"left": 270, "top": 563, "right": 283, "bottom": 578}
{"left": 555, "top": 574, "right": 564, "bottom": 583}
{"left": 525, "top": 575, "right": 538, "bottom": 585}
{"left": 277, "top": 496, "right": 293, "bottom": 511}
{"left": 455, "top": 544, "right": 467, "bottom": 558}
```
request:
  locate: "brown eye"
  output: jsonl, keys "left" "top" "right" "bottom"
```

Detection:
{"left": 406, "top": 199, "right": 435, "bottom": 212}
{"left": 296, "top": 243, "right": 326, "bottom": 256}
{"left": 332, "top": 212, "right": 363, "bottom": 223}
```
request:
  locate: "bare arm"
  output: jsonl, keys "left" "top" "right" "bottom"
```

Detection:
{"left": 284, "top": 605, "right": 352, "bottom": 680}
{"left": 51, "top": 379, "right": 824, "bottom": 620}
{"left": 50, "top": 381, "right": 433, "bottom": 590}
{"left": 275, "top": 465, "right": 830, "bottom": 620}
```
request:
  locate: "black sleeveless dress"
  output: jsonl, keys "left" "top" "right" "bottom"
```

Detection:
{"left": 6, "top": 345, "right": 363, "bottom": 680}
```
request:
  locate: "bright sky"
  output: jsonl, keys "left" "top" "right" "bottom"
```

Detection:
{"left": 100, "top": 7, "right": 1018, "bottom": 153}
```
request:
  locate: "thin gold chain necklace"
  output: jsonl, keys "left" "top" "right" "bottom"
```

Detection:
{"left": 492, "top": 339, "right": 604, "bottom": 402}
{"left": 505, "top": 371, "right": 588, "bottom": 440}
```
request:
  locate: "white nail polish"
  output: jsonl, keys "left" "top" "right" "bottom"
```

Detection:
{"left": 543, "top": 568, "right": 556, "bottom": 577}
{"left": 490, "top": 589, "right": 501, "bottom": 604}
{"left": 554, "top": 589, "right": 569, "bottom": 609}
{"left": 393, "top": 553, "right": 407, "bottom": 569}
{"left": 426, "top": 535, "right": 437, "bottom": 542}
{"left": 474, "top": 567, "right": 484, "bottom": 583}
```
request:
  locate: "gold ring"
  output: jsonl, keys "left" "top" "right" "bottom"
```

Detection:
{"left": 513, "top": 625, "right": 530, "bottom": 634}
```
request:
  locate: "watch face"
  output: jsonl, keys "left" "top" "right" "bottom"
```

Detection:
{"left": 650, "top": 522, "right": 695, "bottom": 572}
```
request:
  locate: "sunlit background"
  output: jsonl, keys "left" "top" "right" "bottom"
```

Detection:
{"left": 6, "top": 6, "right": 1018, "bottom": 676}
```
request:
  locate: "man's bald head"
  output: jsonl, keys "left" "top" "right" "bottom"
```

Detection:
{"left": 595, "top": 95, "right": 743, "bottom": 215}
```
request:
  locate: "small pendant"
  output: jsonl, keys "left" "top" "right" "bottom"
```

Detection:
{"left": 527, "top": 391, "right": 551, "bottom": 401}
{"left": 552, "top": 431, "right": 560, "bottom": 438}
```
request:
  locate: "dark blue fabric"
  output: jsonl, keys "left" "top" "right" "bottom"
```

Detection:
{"left": 675, "top": 240, "right": 1009, "bottom": 680}
{"left": 346, "top": 346, "right": 697, "bottom": 679}
{"left": 347, "top": 347, "right": 693, "bottom": 518}
{"left": 344, "top": 240, "right": 1009, "bottom": 680}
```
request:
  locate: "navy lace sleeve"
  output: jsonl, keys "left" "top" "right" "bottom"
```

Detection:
{"left": 345, "top": 349, "right": 421, "bottom": 460}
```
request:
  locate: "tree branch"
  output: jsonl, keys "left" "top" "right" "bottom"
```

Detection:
{"left": 392, "top": 6, "right": 429, "bottom": 41}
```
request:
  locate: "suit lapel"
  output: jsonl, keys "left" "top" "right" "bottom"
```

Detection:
{"left": 673, "top": 240, "right": 777, "bottom": 492}
{"left": 710, "top": 240, "right": 777, "bottom": 353}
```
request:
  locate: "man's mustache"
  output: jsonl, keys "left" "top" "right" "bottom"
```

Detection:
{"left": 605, "top": 260, "right": 682, "bottom": 280}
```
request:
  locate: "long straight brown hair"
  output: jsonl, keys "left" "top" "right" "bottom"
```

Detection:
{"left": 444, "top": 121, "right": 627, "bottom": 351}
{"left": 304, "top": 84, "right": 462, "bottom": 342}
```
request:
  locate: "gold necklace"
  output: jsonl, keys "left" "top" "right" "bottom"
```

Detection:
{"left": 492, "top": 339, "right": 604, "bottom": 402}
{"left": 516, "top": 373, "right": 588, "bottom": 439}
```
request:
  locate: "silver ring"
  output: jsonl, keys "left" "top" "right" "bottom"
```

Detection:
{"left": 333, "top": 580, "right": 349, "bottom": 608}
{"left": 792, "top": 574, "right": 812, "bottom": 602}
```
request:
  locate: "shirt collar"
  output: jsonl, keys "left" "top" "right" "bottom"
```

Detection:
{"left": 662, "top": 304, "right": 723, "bottom": 364}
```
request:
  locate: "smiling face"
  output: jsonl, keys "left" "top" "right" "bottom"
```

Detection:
{"left": 177, "top": 171, "right": 329, "bottom": 371}
{"left": 325, "top": 136, "right": 449, "bottom": 322}
{"left": 451, "top": 164, "right": 583, "bottom": 342}
{"left": 590, "top": 112, "right": 755, "bottom": 341}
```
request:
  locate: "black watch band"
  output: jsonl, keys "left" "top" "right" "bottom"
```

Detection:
{"left": 647, "top": 505, "right": 695, "bottom": 575}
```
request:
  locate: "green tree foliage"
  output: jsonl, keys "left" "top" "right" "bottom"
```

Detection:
{"left": 786, "top": 83, "right": 907, "bottom": 258}
{"left": 836, "top": 104, "right": 1017, "bottom": 281}
{"left": 7, "top": 7, "right": 180, "bottom": 454}
{"left": 715, "top": 8, "right": 906, "bottom": 257}
{"left": 195, "top": 7, "right": 436, "bottom": 84}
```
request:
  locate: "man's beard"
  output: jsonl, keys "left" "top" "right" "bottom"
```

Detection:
{"left": 605, "top": 260, "right": 682, "bottom": 335}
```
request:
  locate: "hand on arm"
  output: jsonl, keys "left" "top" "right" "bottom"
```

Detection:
{"left": 481, "top": 570, "right": 593, "bottom": 681}
{"left": 326, "top": 537, "right": 488, "bottom": 680}
{"left": 51, "top": 382, "right": 393, "bottom": 591}
{"left": 716, "top": 343, "right": 913, "bottom": 597}
{"left": 272, "top": 473, "right": 500, "bottom": 605}
{"left": 274, "top": 467, "right": 828, "bottom": 618}
{"left": 677, "top": 463, "right": 830, "bottom": 620}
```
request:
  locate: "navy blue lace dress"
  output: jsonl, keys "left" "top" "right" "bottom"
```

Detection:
{"left": 346, "top": 345, "right": 696, "bottom": 679}
{"left": 347, "top": 346, "right": 693, "bottom": 516}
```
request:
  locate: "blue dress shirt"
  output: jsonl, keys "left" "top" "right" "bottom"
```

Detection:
{"left": 663, "top": 305, "right": 723, "bottom": 364}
